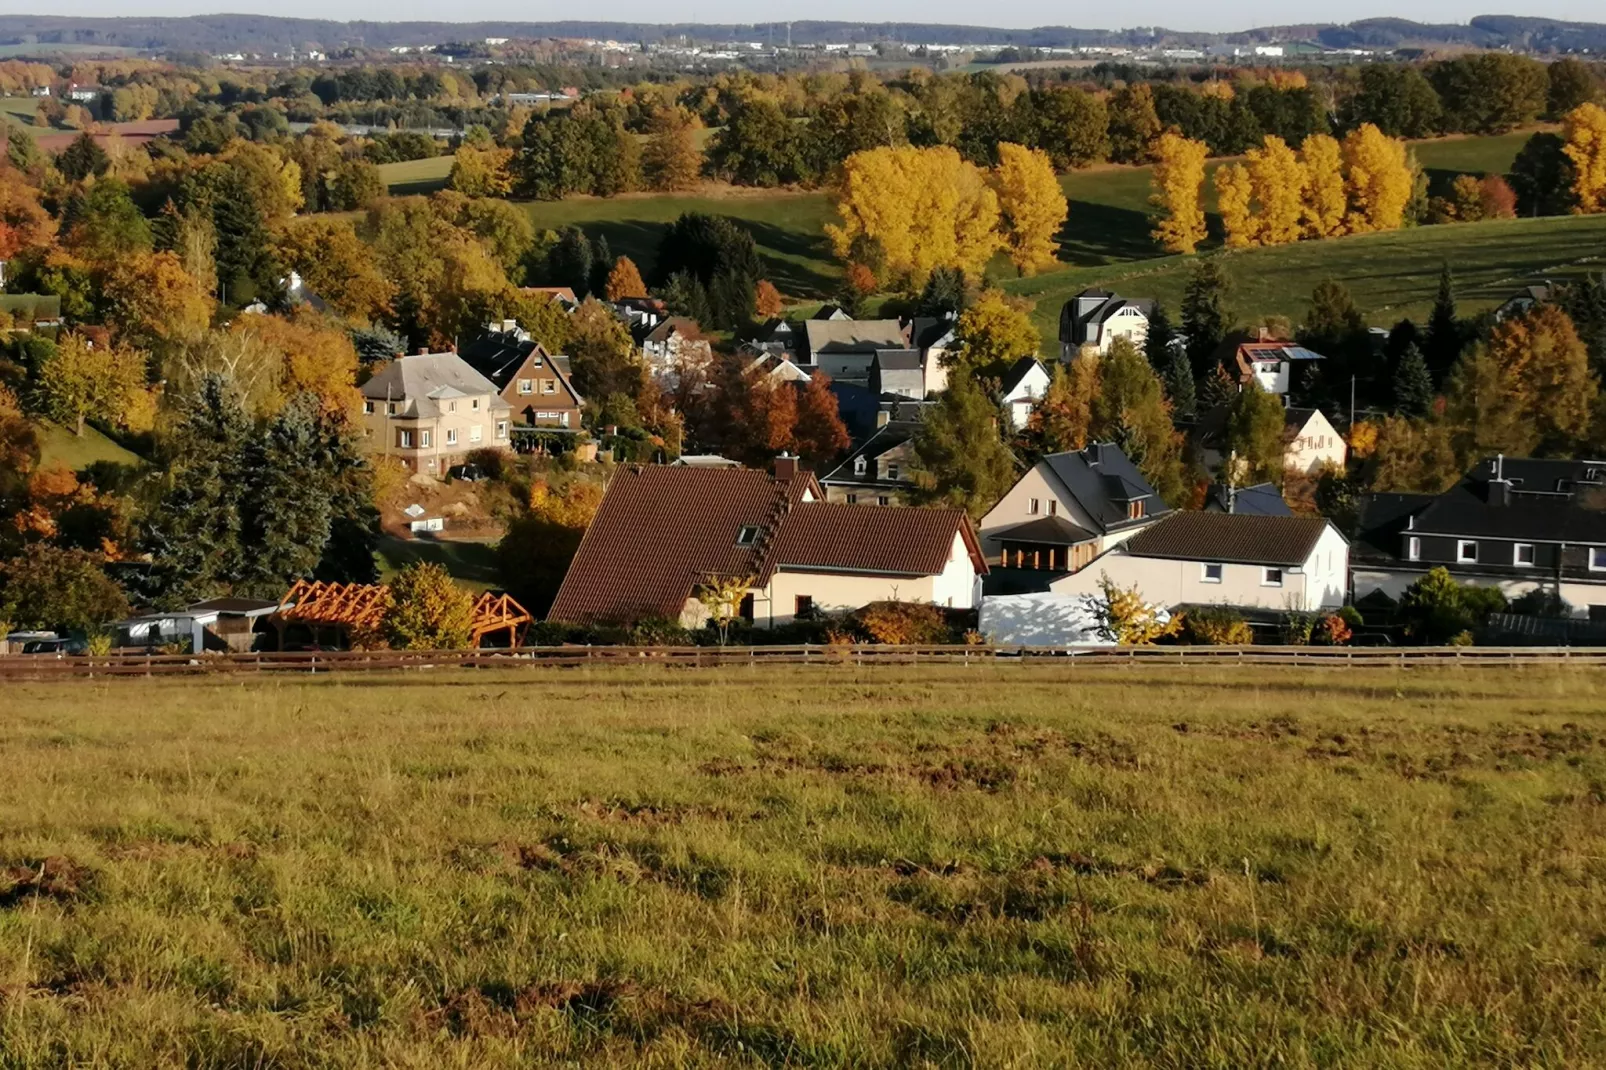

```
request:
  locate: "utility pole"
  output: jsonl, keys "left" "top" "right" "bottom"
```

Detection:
{"left": 1349, "top": 375, "right": 1356, "bottom": 429}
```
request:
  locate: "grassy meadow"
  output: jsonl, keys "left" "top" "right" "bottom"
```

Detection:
{"left": 32, "top": 420, "right": 144, "bottom": 473}
{"left": 2, "top": 665, "right": 1605, "bottom": 1066}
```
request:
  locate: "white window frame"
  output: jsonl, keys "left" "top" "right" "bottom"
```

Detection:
{"left": 362, "top": 400, "right": 374, "bottom": 414}
{"left": 1261, "top": 567, "right": 1284, "bottom": 587}
{"left": 420, "top": 430, "right": 431, "bottom": 448}
{"left": 886, "top": 463, "right": 900, "bottom": 480}
{"left": 1201, "top": 563, "right": 1223, "bottom": 584}
{"left": 496, "top": 421, "right": 508, "bottom": 440}
{"left": 1048, "top": 500, "right": 1058, "bottom": 517}
{"left": 543, "top": 379, "right": 557, "bottom": 394}
{"left": 854, "top": 456, "right": 867, "bottom": 476}
{"left": 398, "top": 430, "right": 413, "bottom": 448}
{"left": 1514, "top": 543, "right": 1535, "bottom": 567}
{"left": 1458, "top": 540, "right": 1478, "bottom": 564}
{"left": 1407, "top": 536, "right": 1420, "bottom": 561}
{"left": 1591, "top": 547, "right": 1606, "bottom": 572}
{"left": 445, "top": 428, "right": 457, "bottom": 446}
{"left": 1028, "top": 498, "right": 1040, "bottom": 515}
{"left": 518, "top": 378, "right": 534, "bottom": 395}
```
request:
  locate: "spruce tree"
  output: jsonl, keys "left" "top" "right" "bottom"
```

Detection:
{"left": 1557, "top": 272, "right": 1606, "bottom": 377}
{"left": 588, "top": 234, "right": 613, "bottom": 298}
{"left": 1181, "top": 260, "right": 1234, "bottom": 378}
{"left": 1197, "top": 363, "right": 1238, "bottom": 413}
{"left": 1424, "top": 262, "right": 1463, "bottom": 381}
{"left": 1163, "top": 343, "right": 1197, "bottom": 418}
{"left": 546, "top": 227, "right": 594, "bottom": 298}
{"left": 141, "top": 376, "right": 251, "bottom": 607}
{"left": 1392, "top": 343, "right": 1434, "bottom": 416}
{"left": 916, "top": 267, "right": 969, "bottom": 319}
{"left": 237, "top": 395, "right": 335, "bottom": 599}
{"left": 1144, "top": 301, "right": 1176, "bottom": 371}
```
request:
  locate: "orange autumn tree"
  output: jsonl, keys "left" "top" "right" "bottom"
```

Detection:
{"left": 604, "top": 255, "right": 648, "bottom": 301}
{"left": 753, "top": 279, "right": 784, "bottom": 318}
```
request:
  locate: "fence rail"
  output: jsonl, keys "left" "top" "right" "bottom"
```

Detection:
{"left": 5, "top": 643, "right": 1606, "bottom": 680}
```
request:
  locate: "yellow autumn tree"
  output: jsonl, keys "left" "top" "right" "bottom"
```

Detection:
{"left": 955, "top": 289, "right": 1040, "bottom": 369}
{"left": 1299, "top": 133, "right": 1347, "bottom": 238}
{"left": 1342, "top": 123, "right": 1414, "bottom": 234}
{"left": 1562, "top": 101, "right": 1606, "bottom": 214}
{"left": 1214, "top": 162, "right": 1255, "bottom": 248}
{"left": 1246, "top": 134, "right": 1305, "bottom": 246}
{"left": 992, "top": 142, "right": 1067, "bottom": 276}
{"left": 826, "top": 145, "right": 1003, "bottom": 283}
{"left": 1149, "top": 132, "right": 1209, "bottom": 254}
{"left": 605, "top": 256, "right": 648, "bottom": 301}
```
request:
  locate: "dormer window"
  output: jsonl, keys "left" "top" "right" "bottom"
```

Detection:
{"left": 886, "top": 464, "right": 900, "bottom": 480}
{"left": 1128, "top": 500, "right": 1146, "bottom": 520}
{"left": 854, "top": 457, "right": 867, "bottom": 476}
{"left": 736, "top": 526, "right": 759, "bottom": 547}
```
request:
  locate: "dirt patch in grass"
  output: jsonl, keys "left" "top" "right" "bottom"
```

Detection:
{"left": 0, "top": 856, "right": 92, "bottom": 908}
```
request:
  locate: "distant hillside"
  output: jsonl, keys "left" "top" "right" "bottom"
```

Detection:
{"left": 0, "top": 14, "right": 1603, "bottom": 55}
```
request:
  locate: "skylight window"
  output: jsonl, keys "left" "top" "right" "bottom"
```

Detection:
{"left": 736, "top": 526, "right": 759, "bottom": 546}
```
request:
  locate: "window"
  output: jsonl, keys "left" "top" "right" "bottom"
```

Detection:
{"left": 886, "top": 464, "right": 900, "bottom": 480}
{"left": 1407, "top": 536, "right": 1421, "bottom": 561}
{"left": 362, "top": 400, "right": 374, "bottom": 414}
{"left": 1458, "top": 540, "right": 1479, "bottom": 563}
{"left": 1515, "top": 543, "right": 1535, "bottom": 567}
{"left": 445, "top": 429, "right": 457, "bottom": 446}
{"left": 738, "top": 593, "right": 755, "bottom": 623}
{"left": 1048, "top": 500, "right": 1058, "bottom": 517}
{"left": 420, "top": 430, "right": 431, "bottom": 448}
{"left": 472, "top": 398, "right": 480, "bottom": 410}
{"left": 496, "top": 421, "right": 507, "bottom": 439}
{"left": 736, "top": 526, "right": 759, "bottom": 546}
{"left": 1262, "top": 567, "right": 1284, "bottom": 587}
{"left": 1592, "top": 547, "right": 1606, "bottom": 571}
{"left": 398, "top": 430, "right": 413, "bottom": 448}
{"left": 1128, "top": 500, "right": 1146, "bottom": 520}
{"left": 854, "top": 456, "right": 867, "bottom": 476}
{"left": 387, "top": 402, "right": 398, "bottom": 415}
{"left": 470, "top": 425, "right": 482, "bottom": 443}
{"left": 1201, "top": 563, "right": 1223, "bottom": 583}
{"left": 542, "top": 379, "right": 556, "bottom": 394}
{"left": 846, "top": 494, "right": 858, "bottom": 504}
{"left": 1028, "top": 498, "right": 1040, "bottom": 515}
{"left": 448, "top": 401, "right": 457, "bottom": 413}
{"left": 795, "top": 595, "right": 814, "bottom": 618}
{"left": 518, "top": 378, "right": 534, "bottom": 395}
{"left": 878, "top": 496, "right": 890, "bottom": 506}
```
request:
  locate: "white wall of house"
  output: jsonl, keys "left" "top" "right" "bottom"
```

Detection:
{"left": 1002, "top": 363, "right": 1051, "bottom": 431}
{"left": 1050, "top": 526, "right": 1348, "bottom": 612}
{"left": 923, "top": 349, "right": 951, "bottom": 396}
{"left": 1093, "top": 307, "right": 1149, "bottom": 354}
{"left": 757, "top": 535, "right": 980, "bottom": 627}
{"left": 1286, "top": 410, "right": 1347, "bottom": 475}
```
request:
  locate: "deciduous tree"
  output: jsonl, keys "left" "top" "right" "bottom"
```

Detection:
{"left": 911, "top": 375, "right": 1017, "bottom": 519}
{"left": 992, "top": 142, "right": 1066, "bottom": 276}
{"left": 1214, "top": 162, "right": 1255, "bottom": 248}
{"left": 1562, "top": 101, "right": 1606, "bottom": 214}
{"left": 1223, "top": 378, "right": 1287, "bottom": 486}
{"left": 643, "top": 105, "right": 704, "bottom": 191}
{"left": 1342, "top": 123, "right": 1414, "bottom": 233}
{"left": 1028, "top": 356, "right": 1098, "bottom": 454}
{"left": 1299, "top": 133, "right": 1348, "bottom": 238}
{"left": 955, "top": 289, "right": 1039, "bottom": 372}
{"left": 1149, "top": 132, "right": 1209, "bottom": 254}
{"left": 32, "top": 333, "right": 149, "bottom": 437}
{"left": 275, "top": 217, "right": 395, "bottom": 325}
{"left": 604, "top": 255, "right": 648, "bottom": 301}
{"left": 385, "top": 562, "right": 474, "bottom": 650}
{"left": 1246, "top": 134, "right": 1306, "bottom": 245}
{"left": 447, "top": 144, "right": 515, "bottom": 198}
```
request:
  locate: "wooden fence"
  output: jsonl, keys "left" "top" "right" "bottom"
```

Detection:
{"left": 5, "top": 644, "right": 1606, "bottom": 680}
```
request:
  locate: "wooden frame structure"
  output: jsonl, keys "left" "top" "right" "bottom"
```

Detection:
{"left": 272, "top": 580, "right": 532, "bottom": 649}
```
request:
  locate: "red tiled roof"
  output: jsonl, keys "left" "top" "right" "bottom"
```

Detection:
{"left": 547, "top": 465, "right": 818, "bottom": 624}
{"left": 768, "top": 503, "right": 986, "bottom": 577}
{"left": 546, "top": 466, "right": 986, "bottom": 624}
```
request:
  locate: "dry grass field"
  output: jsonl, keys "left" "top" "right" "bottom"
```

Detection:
{"left": 2, "top": 665, "right": 1604, "bottom": 1066}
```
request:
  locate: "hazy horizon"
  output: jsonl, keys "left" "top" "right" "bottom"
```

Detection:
{"left": 19, "top": 3, "right": 1606, "bottom": 34}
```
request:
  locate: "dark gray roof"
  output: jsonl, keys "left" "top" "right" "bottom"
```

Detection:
{"left": 910, "top": 316, "right": 957, "bottom": 350}
{"left": 872, "top": 349, "right": 922, "bottom": 371}
{"left": 1205, "top": 483, "right": 1292, "bottom": 516}
{"left": 822, "top": 421, "right": 919, "bottom": 486}
{"left": 990, "top": 515, "right": 1098, "bottom": 546}
{"left": 1040, "top": 442, "right": 1171, "bottom": 535}
{"left": 1059, "top": 288, "right": 1154, "bottom": 345}
{"left": 1123, "top": 512, "right": 1335, "bottom": 567}
{"left": 1001, "top": 356, "right": 1045, "bottom": 397}
{"left": 186, "top": 597, "right": 283, "bottom": 616}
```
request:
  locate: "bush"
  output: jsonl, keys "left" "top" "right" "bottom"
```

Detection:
{"left": 1337, "top": 605, "right": 1364, "bottom": 630}
{"left": 1398, "top": 567, "right": 1507, "bottom": 644}
{"left": 1313, "top": 614, "right": 1352, "bottom": 646}
{"left": 850, "top": 601, "right": 952, "bottom": 645}
{"left": 465, "top": 447, "right": 508, "bottom": 481}
{"left": 1280, "top": 612, "right": 1317, "bottom": 646}
{"left": 384, "top": 563, "right": 474, "bottom": 650}
{"left": 1509, "top": 587, "right": 1571, "bottom": 618}
{"left": 1177, "top": 606, "right": 1252, "bottom": 645}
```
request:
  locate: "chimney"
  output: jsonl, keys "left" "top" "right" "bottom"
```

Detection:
{"left": 774, "top": 453, "right": 799, "bottom": 480}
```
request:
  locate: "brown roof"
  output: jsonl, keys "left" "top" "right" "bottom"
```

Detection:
{"left": 1121, "top": 512, "right": 1335, "bottom": 568}
{"left": 546, "top": 466, "right": 985, "bottom": 624}
{"left": 768, "top": 503, "right": 986, "bottom": 576}
{"left": 547, "top": 466, "right": 819, "bottom": 624}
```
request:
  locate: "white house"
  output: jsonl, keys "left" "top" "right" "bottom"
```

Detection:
{"left": 1000, "top": 357, "right": 1052, "bottom": 431}
{"left": 1049, "top": 512, "right": 1350, "bottom": 613}
{"left": 1058, "top": 288, "right": 1153, "bottom": 361}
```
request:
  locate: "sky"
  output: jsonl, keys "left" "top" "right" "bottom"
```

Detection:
{"left": 33, "top": 1, "right": 1606, "bottom": 31}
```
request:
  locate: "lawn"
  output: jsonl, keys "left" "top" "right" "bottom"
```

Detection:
{"left": 32, "top": 419, "right": 145, "bottom": 473}
{"left": 376, "top": 154, "right": 456, "bottom": 197}
{"left": 2, "top": 665, "right": 1604, "bottom": 1065}
{"left": 376, "top": 534, "right": 501, "bottom": 591}
{"left": 1008, "top": 211, "right": 1606, "bottom": 347}
{"left": 0, "top": 96, "right": 38, "bottom": 125}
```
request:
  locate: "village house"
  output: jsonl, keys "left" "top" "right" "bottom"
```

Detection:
{"left": 1353, "top": 456, "right": 1606, "bottom": 616}
{"left": 458, "top": 327, "right": 585, "bottom": 430}
{"left": 1048, "top": 512, "right": 1349, "bottom": 613}
{"left": 1195, "top": 405, "right": 1347, "bottom": 478}
{"left": 635, "top": 316, "right": 715, "bottom": 386}
{"left": 1233, "top": 339, "right": 1326, "bottom": 401}
{"left": 1000, "top": 357, "right": 1052, "bottom": 431}
{"left": 360, "top": 352, "right": 511, "bottom": 475}
{"left": 979, "top": 442, "right": 1170, "bottom": 579}
{"left": 1058, "top": 288, "right": 1152, "bottom": 361}
{"left": 820, "top": 421, "right": 921, "bottom": 505}
{"left": 1204, "top": 482, "right": 1292, "bottom": 516}
{"left": 548, "top": 461, "right": 987, "bottom": 628}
